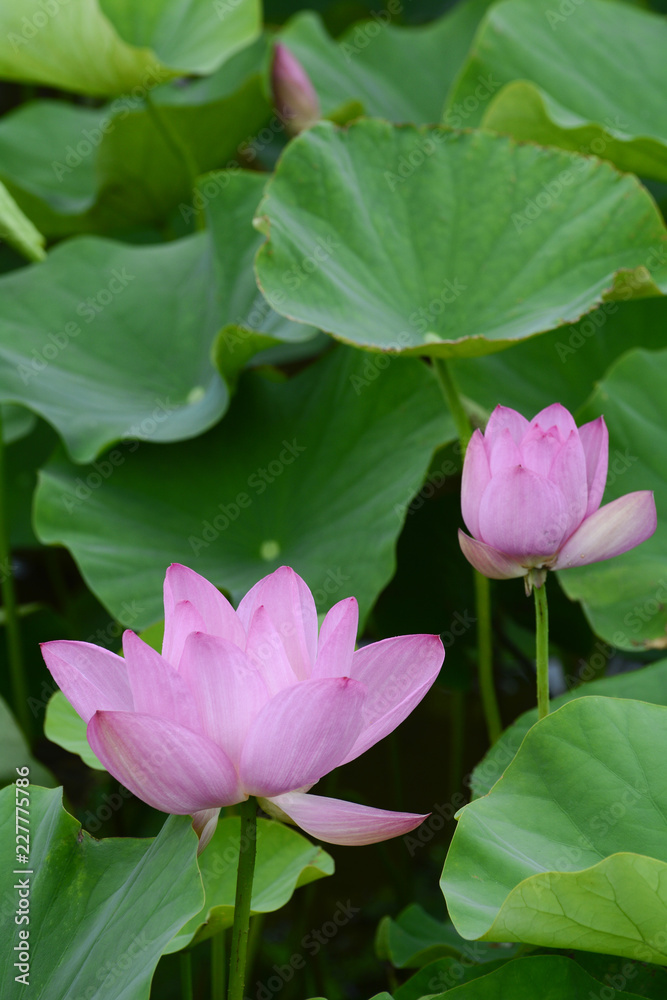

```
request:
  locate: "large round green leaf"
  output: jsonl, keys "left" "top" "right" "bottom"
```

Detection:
{"left": 0, "top": 42, "right": 269, "bottom": 237}
{"left": 276, "top": 1, "right": 492, "bottom": 125}
{"left": 0, "top": 786, "right": 203, "bottom": 999}
{"left": 558, "top": 347, "right": 667, "bottom": 650}
{"left": 34, "top": 346, "right": 453, "bottom": 628}
{"left": 441, "top": 697, "right": 667, "bottom": 964}
{"left": 0, "top": 0, "right": 260, "bottom": 96}
{"left": 166, "top": 816, "right": 333, "bottom": 951}
{"left": 471, "top": 659, "right": 667, "bottom": 799}
{"left": 448, "top": 0, "right": 667, "bottom": 181}
{"left": 0, "top": 232, "right": 226, "bottom": 461}
{"left": 428, "top": 955, "right": 647, "bottom": 999}
{"left": 254, "top": 121, "right": 667, "bottom": 359}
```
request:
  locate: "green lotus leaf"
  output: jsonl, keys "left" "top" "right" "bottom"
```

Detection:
{"left": 34, "top": 346, "right": 453, "bottom": 628}
{"left": 0, "top": 786, "right": 203, "bottom": 999}
{"left": 0, "top": 0, "right": 260, "bottom": 97}
{"left": 447, "top": 0, "right": 667, "bottom": 181}
{"left": 442, "top": 697, "right": 667, "bottom": 965}
{"left": 254, "top": 121, "right": 667, "bottom": 359}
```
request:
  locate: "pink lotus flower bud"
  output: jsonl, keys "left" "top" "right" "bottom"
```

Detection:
{"left": 458, "top": 403, "right": 656, "bottom": 591}
{"left": 271, "top": 43, "right": 320, "bottom": 136}
{"left": 41, "top": 565, "right": 444, "bottom": 850}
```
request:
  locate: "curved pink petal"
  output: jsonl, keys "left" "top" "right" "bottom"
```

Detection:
{"left": 236, "top": 566, "right": 318, "bottom": 679}
{"left": 267, "top": 791, "right": 429, "bottom": 846}
{"left": 484, "top": 405, "right": 529, "bottom": 447}
{"left": 519, "top": 425, "right": 563, "bottom": 477}
{"left": 40, "top": 640, "right": 132, "bottom": 723}
{"left": 461, "top": 429, "right": 491, "bottom": 538}
{"left": 578, "top": 416, "right": 608, "bottom": 516}
{"left": 162, "top": 599, "right": 206, "bottom": 669}
{"left": 87, "top": 711, "right": 243, "bottom": 814}
{"left": 554, "top": 491, "right": 657, "bottom": 570}
{"left": 478, "top": 466, "right": 569, "bottom": 559}
{"left": 122, "top": 630, "right": 201, "bottom": 732}
{"left": 341, "top": 634, "right": 444, "bottom": 765}
{"left": 178, "top": 632, "right": 269, "bottom": 767}
{"left": 488, "top": 427, "right": 523, "bottom": 476}
{"left": 313, "top": 597, "right": 358, "bottom": 679}
{"left": 547, "top": 429, "right": 588, "bottom": 535}
{"left": 163, "top": 564, "right": 245, "bottom": 664}
{"left": 458, "top": 530, "right": 528, "bottom": 579}
{"left": 239, "top": 677, "right": 366, "bottom": 797}
{"left": 192, "top": 808, "right": 220, "bottom": 855}
{"left": 245, "top": 605, "right": 298, "bottom": 696}
{"left": 530, "top": 402, "right": 578, "bottom": 440}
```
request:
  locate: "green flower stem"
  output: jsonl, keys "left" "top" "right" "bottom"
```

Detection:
{"left": 211, "top": 929, "right": 226, "bottom": 1000}
{"left": 228, "top": 797, "right": 257, "bottom": 1000}
{"left": 432, "top": 358, "right": 472, "bottom": 451}
{"left": 432, "top": 358, "right": 501, "bottom": 744}
{"left": 534, "top": 581, "right": 550, "bottom": 720}
{"left": 0, "top": 411, "right": 31, "bottom": 740}
{"left": 180, "top": 952, "right": 193, "bottom": 1000}
{"left": 474, "top": 570, "right": 502, "bottom": 744}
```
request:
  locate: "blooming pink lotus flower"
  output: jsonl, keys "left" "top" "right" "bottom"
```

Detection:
{"left": 271, "top": 43, "right": 320, "bottom": 136}
{"left": 459, "top": 403, "right": 656, "bottom": 591}
{"left": 41, "top": 565, "right": 444, "bottom": 850}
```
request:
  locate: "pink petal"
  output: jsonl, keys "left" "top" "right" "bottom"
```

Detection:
{"left": 458, "top": 530, "right": 528, "bottom": 579}
{"left": 245, "top": 605, "right": 299, "bottom": 696}
{"left": 313, "top": 597, "right": 359, "bottom": 679}
{"left": 162, "top": 599, "right": 206, "bottom": 668}
{"left": 488, "top": 427, "right": 523, "bottom": 475}
{"left": 236, "top": 566, "right": 318, "bottom": 680}
{"left": 163, "top": 564, "right": 245, "bottom": 664}
{"left": 192, "top": 808, "right": 220, "bottom": 854}
{"left": 122, "top": 630, "right": 201, "bottom": 731}
{"left": 519, "top": 424, "right": 563, "bottom": 477}
{"left": 341, "top": 634, "right": 444, "bottom": 765}
{"left": 578, "top": 416, "right": 608, "bottom": 516}
{"left": 267, "top": 791, "right": 430, "bottom": 846}
{"left": 478, "top": 466, "right": 569, "bottom": 559}
{"left": 547, "top": 429, "right": 588, "bottom": 535}
{"left": 554, "top": 491, "right": 657, "bottom": 569}
{"left": 87, "top": 711, "right": 243, "bottom": 814}
{"left": 178, "top": 632, "right": 269, "bottom": 767}
{"left": 484, "top": 405, "right": 530, "bottom": 447}
{"left": 461, "top": 429, "right": 492, "bottom": 538}
{"left": 239, "top": 677, "right": 366, "bottom": 797}
{"left": 529, "top": 403, "right": 578, "bottom": 440}
{"left": 40, "top": 640, "right": 133, "bottom": 723}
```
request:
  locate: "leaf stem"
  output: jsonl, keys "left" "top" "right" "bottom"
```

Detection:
{"left": 432, "top": 358, "right": 472, "bottom": 451}
{"left": 474, "top": 570, "right": 502, "bottom": 743}
{"left": 211, "top": 929, "right": 226, "bottom": 1000}
{"left": 228, "top": 797, "right": 257, "bottom": 1000}
{"left": 0, "top": 410, "right": 31, "bottom": 740}
{"left": 534, "top": 581, "right": 550, "bottom": 720}
{"left": 180, "top": 951, "right": 193, "bottom": 1000}
{"left": 432, "top": 358, "right": 501, "bottom": 744}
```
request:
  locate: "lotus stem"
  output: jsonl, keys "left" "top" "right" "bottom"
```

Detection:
{"left": 228, "top": 797, "right": 257, "bottom": 1000}
{"left": 534, "top": 581, "right": 550, "bottom": 719}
